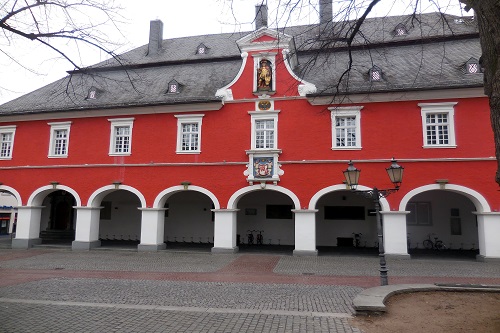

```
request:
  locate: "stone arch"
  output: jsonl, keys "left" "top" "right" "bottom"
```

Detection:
{"left": 399, "top": 184, "right": 490, "bottom": 213}
{"left": 153, "top": 185, "right": 220, "bottom": 209}
{"left": 308, "top": 184, "right": 390, "bottom": 211}
{"left": 27, "top": 185, "right": 82, "bottom": 207}
{"left": 0, "top": 185, "right": 22, "bottom": 206}
{"left": 227, "top": 185, "right": 301, "bottom": 210}
{"left": 87, "top": 185, "right": 146, "bottom": 208}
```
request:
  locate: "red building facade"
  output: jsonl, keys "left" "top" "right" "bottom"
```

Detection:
{"left": 0, "top": 6, "right": 498, "bottom": 260}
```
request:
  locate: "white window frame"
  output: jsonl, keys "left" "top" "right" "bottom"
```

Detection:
{"left": 108, "top": 118, "right": 134, "bottom": 156}
{"left": 0, "top": 125, "right": 16, "bottom": 160}
{"left": 419, "top": 102, "right": 457, "bottom": 148}
{"left": 48, "top": 122, "right": 71, "bottom": 158}
{"left": 175, "top": 114, "right": 204, "bottom": 154}
{"left": 249, "top": 111, "right": 279, "bottom": 150}
{"left": 330, "top": 106, "right": 363, "bottom": 150}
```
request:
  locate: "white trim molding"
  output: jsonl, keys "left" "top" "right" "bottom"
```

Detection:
{"left": 0, "top": 125, "right": 16, "bottom": 160}
{"left": 419, "top": 102, "right": 457, "bottom": 148}
{"left": 108, "top": 117, "right": 134, "bottom": 156}
{"left": 329, "top": 106, "right": 363, "bottom": 150}
{"left": 174, "top": 114, "right": 204, "bottom": 154}
{"left": 47, "top": 121, "right": 72, "bottom": 158}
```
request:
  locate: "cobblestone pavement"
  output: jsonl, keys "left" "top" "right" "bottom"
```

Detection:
{"left": 0, "top": 248, "right": 499, "bottom": 333}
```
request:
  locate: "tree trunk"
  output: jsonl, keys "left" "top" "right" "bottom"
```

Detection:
{"left": 460, "top": 0, "right": 500, "bottom": 185}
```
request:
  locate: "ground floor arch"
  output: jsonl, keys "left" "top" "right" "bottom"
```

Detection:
{"left": 97, "top": 189, "right": 143, "bottom": 243}
{"left": 163, "top": 190, "right": 216, "bottom": 245}
{"left": 212, "top": 185, "right": 302, "bottom": 254}
{"left": 400, "top": 184, "right": 500, "bottom": 260}
{"left": 236, "top": 189, "right": 296, "bottom": 247}
{"left": 405, "top": 190, "right": 479, "bottom": 252}
{"left": 315, "top": 189, "right": 378, "bottom": 249}
{"left": 12, "top": 185, "right": 80, "bottom": 248}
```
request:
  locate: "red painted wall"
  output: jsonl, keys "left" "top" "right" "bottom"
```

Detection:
{"left": 0, "top": 43, "right": 497, "bottom": 210}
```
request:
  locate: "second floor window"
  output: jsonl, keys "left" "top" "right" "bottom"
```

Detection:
{"left": 48, "top": 122, "right": 71, "bottom": 158}
{"left": 0, "top": 126, "right": 15, "bottom": 159}
{"left": 425, "top": 113, "right": 450, "bottom": 145}
{"left": 114, "top": 126, "right": 131, "bottom": 153}
{"left": 108, "top": 118, "right": 134, "bottom": 156}
{"left": 330, "top": 106, "right": 362, "bottom": 149}
{"left": 419, "top": 102, "right": 457, "bottom": 148}
{"left": 335, "top": 116, "right": 357, "bottom": 147}
{"left": 255, "top": 119, "right": 275, "bottom": 149}
{"left": 175, "top": 114, "right": 204, "bottom": 154}
{"left": 181, "top": 123, "right": 199, "bottom": 151}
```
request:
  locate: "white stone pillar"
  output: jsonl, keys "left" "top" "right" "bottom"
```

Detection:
{"left": 292, "top": 209, "right": 318, "bottom": 256}
{"left": 11, "top": 206, "right": 43, "bottom": 249}
{"left": 72, "top": 207, "right": 102, "bottom": 250}
{"left": 138, "top": 208, "right": 167, "bottom": 251}
{"left": 381, "top": 211, "right": 410, "bottom": 259}
{"left": 211, "top": 209, "right": 238, "bottom": 253}
{"left": 8, "top": 211, "right": 16, "bottom": 234}
{"left": 475, "top": 212, "right": 500, "bottom": 261}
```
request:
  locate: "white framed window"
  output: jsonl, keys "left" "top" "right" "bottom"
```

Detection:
{"left": 0, "top": 125, "right": 16, "bottom": 159}
{"left": 175, "top": 114, "right": 204, "bottom": 154}
{"left": 330, "top": 106, "right": 362, "bottom": 150}
{"left": 48, "top": 122, "right": 71, "bottom": 158}
{"left": 249, "top": 111, "right": 279, "bottom": 150}
{"left": 419, "top": 102, "right": 457, "bottom": 148}
{"left": 108, "top": 118, "right": 134, "bottom": 156}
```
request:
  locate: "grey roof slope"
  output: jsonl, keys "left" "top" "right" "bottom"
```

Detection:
{"left": 90, "top": 31, "right": 246, "bottom": 68}
{"left": 286, "top": 12, "right": 477, "bottom": 52}
{"left": 299, "top": 38, "right": 483, "bottom": 95}
{"left": 0, "top": 12, "right": 481, "bottom": 115}
{"left": 0, "top": 60, "right": 241, "bottom": 115}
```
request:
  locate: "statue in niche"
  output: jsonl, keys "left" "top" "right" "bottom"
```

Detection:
{"left": 257, "top": 59, "right": 272, "bottom": 91}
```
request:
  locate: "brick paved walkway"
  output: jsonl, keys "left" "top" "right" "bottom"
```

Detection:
{"left": 0, "top": 248, "right": 499, "bottom": 332}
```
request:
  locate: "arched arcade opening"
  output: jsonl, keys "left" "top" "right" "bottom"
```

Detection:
{"left": 405, "top": 189, "right": 479, "bottom": 258}
{"left": 97, "top": 189, "right": 142, "bottom": 247}
{"left": 236, "top": 189, "right": 295, "bottom": 251}
{"left": 315, "top": 189, "right": 379, "bottom": 254}
{"left": 163, "top": 190, "right": 215, "bottom": 248}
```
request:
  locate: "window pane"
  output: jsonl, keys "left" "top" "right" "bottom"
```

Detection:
{"left": 255, "top": 119, "right": 275, "bottom": 149}
{"left": 0, "top": 133, "right": 12, "bottom": 157}
{"left": 335, "top": 116, "right": 357, "bottom": 147}
{"left": 114, "top": 126, "right": 130, "bottom": 153}
{"left": 425, "top": 113, "right": 449, "bottom": 145}
{"left": 181, "top": 123, "right": 199, "bottom": 151}
{"left": 53, "top": 129, "right": 68, "bottom": 155}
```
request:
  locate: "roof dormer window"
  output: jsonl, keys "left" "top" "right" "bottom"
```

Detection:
{"left": 87, "top": 88, "right": 97, "bottom": 99}
{"left": 465, "top": 57, "right": 480, "bottom": 74}
{"left": 394, "top": 23, "right": 408, "bottom": 36}
{"left": 167, "top": 79, "right": 181, "bottom": 94}
{"left": 369, "top": 66, "right": 382, "bottom": 82}
{"left": 196, "top": 43, "right": 209, "bottom": 55}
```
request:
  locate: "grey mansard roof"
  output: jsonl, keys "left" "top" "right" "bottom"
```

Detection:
{"left": 0, "top": 12, "right": 483, "bottom": 115}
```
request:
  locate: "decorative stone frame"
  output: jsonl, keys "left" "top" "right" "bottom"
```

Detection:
{"left": 253, "top": 52, "right": 277, "bottom": 94}
{"left": 419, "top": 102, "right": 457, "bottom": 148}
{"left": 329, "top": 106, "right": 363, "bottom": 150}
{"left": 48, "top": 121, "right": 72, "bottom": 158}
{"left": 174, "top": 114, "right": 204, "bottom": 154}
{"left": 108, "top": 118, "right": 134, "bottom": 156}
{"left": 0, "top": 125, "right": 16, "bottom": 160}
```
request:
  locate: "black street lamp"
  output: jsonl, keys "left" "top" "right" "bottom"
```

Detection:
{"left": 342, "top": 158, "right": 404, "bottom": 286}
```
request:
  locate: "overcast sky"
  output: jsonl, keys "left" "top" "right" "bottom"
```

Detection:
{"left": 0, "top": 0, "right": 466, "bottom": 105}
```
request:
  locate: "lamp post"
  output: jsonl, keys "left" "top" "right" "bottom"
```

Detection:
{"left": 342, "top": 158, "right": 404, "bottom": 286}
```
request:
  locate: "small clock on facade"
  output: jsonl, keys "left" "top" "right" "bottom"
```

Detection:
{"left": 258, "top": 100, "right": 272, "bottom": 111}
